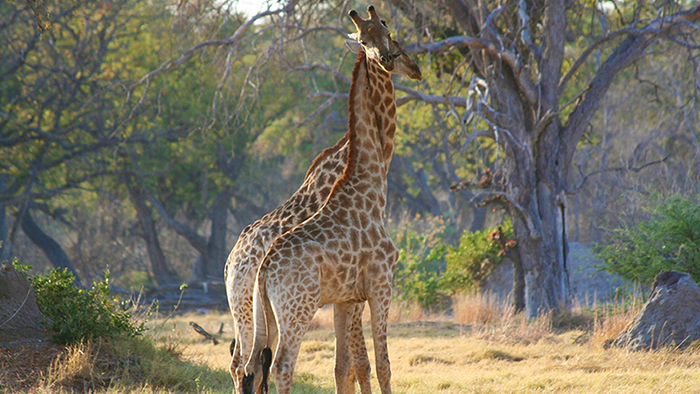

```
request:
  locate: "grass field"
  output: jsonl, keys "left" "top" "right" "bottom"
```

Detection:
{"left": 5, "top": 296, "right": 700, "bottom": 393}
{"left": 144, "top": 295, "right": 700, "bottom": 394}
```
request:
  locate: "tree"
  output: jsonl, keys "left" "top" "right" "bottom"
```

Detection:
{"left": 368, "top": 0, "right": 699, "bottom": 317}
{"left": 0, "top": 0, "right": 184, "bottom": 285}
{"left": 0, "top": 0, "right": 139, "bottom": 282}
{"left": 116, "top": 0, "right": 300, "bottom": 282}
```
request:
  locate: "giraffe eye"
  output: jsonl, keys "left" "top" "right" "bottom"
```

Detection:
{"left": 360, "top": 40, "right": 367, "bottom": 45}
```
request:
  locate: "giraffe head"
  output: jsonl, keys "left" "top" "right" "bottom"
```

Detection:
{"left": 347, "top": 5, "right": 422, "bottom": 80}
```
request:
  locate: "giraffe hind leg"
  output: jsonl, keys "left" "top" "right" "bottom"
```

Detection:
{"left": 369, "top": 294, "right": 392, "bottom": 394}
{"left": 333, "top": 303, "right": 356, "bottom": 394}
{"left": 349, "top": 302, "right": 372, "bottom": 394}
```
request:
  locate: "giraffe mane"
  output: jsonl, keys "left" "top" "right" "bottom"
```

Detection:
{"left": 326, "top": 50, "right": 364, "bottom": 199}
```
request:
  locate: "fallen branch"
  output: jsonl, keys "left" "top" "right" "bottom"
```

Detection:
{"left": 190, "top": 321, "right": 219, "bottom": 345}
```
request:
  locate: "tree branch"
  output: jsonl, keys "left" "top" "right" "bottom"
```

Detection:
{"left": 146, "top": 191, "right": 208, "bottom": 255}
{"left": 121, "top": 3, "right": 294, "bottom": 129}
{"left": 407, "top": 36, "right": 538, "bottom": 104}
{"left": 540, "top": 0, "right": 566, "bottom": 110}
{"left": 569, "top": 155, "right": 670, "bottom": 194}
{"left": 471, "top": 190, "right": 541, "bottom": 239}
{"left": 394, "top": 85, "right": 467, "bottom": 107}
{"left": 562, "top": 4, "right": 700, "bottom": 169}
{"left": 559, "top": 4, "right": 700, "bottom": 95}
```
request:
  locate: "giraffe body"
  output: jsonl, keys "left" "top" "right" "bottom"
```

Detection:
{"left": 244, "top": 8, "right": 421, "bottom": 392}
{"left": 226, "top": 137, "right": 375, "bottom": 394}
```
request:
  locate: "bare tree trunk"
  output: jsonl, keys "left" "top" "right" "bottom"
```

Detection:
{"left": 503, "top": 247, "right": 525, "bottom": 313}
{"left": 145, "top": 185, "right": 233, "bottom": 283}
{"left": 0, "top": 175, "right": 7, "bottom": 261}
{"left": 126, "top": 178, "right": 180, "bottom": 286}
{"left": 203, "top": 187, "right": 231, "bottom": 281}
{"left": 20, "top": 208, "right": 84, "bottom": 287}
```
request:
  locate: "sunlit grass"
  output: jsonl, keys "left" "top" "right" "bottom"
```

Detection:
{"left": 10, "top": 295, "right": 700, "bottom": 393}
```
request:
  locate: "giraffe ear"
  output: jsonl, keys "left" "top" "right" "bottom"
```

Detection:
{"left": 345, "top": 38, "right": 362, "bottom": 54}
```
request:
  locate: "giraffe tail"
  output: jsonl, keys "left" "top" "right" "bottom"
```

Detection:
{"left": 244, "top": 266, "right": 277, "bottom": 394}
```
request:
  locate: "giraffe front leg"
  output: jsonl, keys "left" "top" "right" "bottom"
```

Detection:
{"left": 369, "top": 290, "right": 392, "bottom": 394}
{"left": 349, "top": 302, "right": 372, "bottom": 394}
{"left": 333, "top": 303, "right": 356, "bottom": 394}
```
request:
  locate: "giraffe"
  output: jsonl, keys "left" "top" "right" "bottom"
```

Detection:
{"left": 243, "top": 6, "right": 421, "bottom": 394}
{"left": 224, "top": 137, "right": 355, "bottom": 393}
{"left": 225, "top": 8, "right": 421, "bottom": 393}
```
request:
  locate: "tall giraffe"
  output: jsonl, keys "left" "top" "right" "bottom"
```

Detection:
{"left": 225, "top": 8, "right": 421, "bottom": 394}
{"left": 243, "top": 6, "right": 421, "bottom": 394}
{"left": 225, "top": 137, "right": 353, "bottom": 393}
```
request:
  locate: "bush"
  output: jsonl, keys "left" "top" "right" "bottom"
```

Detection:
{"left": 30, "top": 268, "right": 145, "bottom": 344}
{"left": 390, "top": 215, "right": 514, "bottom": 311}
{"left": 595, "top": 194, "right": 700, "bottom": 285}
{"left": 390, "top": 215, "right": 451, "bottom": 310}
{"left": 443, "top": 219, "right": 513, "bottom": 294}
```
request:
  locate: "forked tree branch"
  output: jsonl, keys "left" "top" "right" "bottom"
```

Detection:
{"left": 121, "top": 2, "right": 295, "bottom": 129}
{"left": 559, "top": 4, "right": 700, "bottom": 95}
{"left": 407, "top": 36, "right": 538, "bottom": 104}
{"left": 562, "top": 4, "right": 700, "bottom": 168}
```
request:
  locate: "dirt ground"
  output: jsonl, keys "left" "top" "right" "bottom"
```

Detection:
{"left": 0, "top": 331, "right": 63, "bottom": 392}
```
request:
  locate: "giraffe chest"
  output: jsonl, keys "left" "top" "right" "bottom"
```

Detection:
{"left": 316, "top": 223, "right": 399, "bottom": 304}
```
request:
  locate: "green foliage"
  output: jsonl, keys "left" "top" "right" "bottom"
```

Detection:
{"left": 391, "top": 215, "right": 451, "bottom": 310}
{"left": 30, "top": 268, "right": 145, "bottom": 344}
{"left": 391, "top": 215, "right": 513, "bottom": 310}
{"left": 443, "top": 219, "right": 513, "bottom": 295}
{"left": 596, "top": 194, "right": 700, "bottom": 285}
{"left": 10, "top": 257, "right": 32, "bottom": 272}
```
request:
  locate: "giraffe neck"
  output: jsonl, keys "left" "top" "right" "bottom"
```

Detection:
{"left": 365, "top": 54, "right": 397, "bottom": 177}
{"left": 326, "top": 51, "right": 394, "bottom": 220}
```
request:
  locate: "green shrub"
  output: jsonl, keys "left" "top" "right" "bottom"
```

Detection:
{"left": 595, "top": 194, "right": 700, "bottom": 285}
{"left": 391, "top": 215, "right": 450, "bottom": 310}
{"left": 443, "top": 219, "right": 513, "bottom": 294}
{"left": 30, "top": 268, "right": 145, "bottom": 344}
{"left": 390, "top": 215, "right": 514, "bottom": 310}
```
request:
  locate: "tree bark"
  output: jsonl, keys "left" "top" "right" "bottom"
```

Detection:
{"left": 505, "top": 247, "right": 525, "bottom": 313}
{"left": 146, "top": 185, "right": 233, "bottom": 283}
{"left": 203, "top": 186, "right": 231, "bottom": 281}
{"left": 0, "top": 175, "right": 7, "bottom": 261}
{"left": 126, "top": 178, "right": 180, "bottom": 286}
{"left": 20, "top": 208, "right": 84, "bottom": 287}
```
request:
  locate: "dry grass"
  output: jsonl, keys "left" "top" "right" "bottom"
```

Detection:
{"left": 9, "top": 294, "right": 700, "bottom": 393}
{"left": 42, "top": 342, "right": 97, "bottom": 391}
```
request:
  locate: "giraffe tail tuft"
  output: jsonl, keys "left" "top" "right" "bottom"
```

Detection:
{"left": 242, "top": 372, "right": 255, "bottom": 394}
{"left": 261, "top": 347, "right": 272, "bottom": 394}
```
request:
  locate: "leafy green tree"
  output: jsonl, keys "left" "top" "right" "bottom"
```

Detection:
{"left": 112, "top": 0, "right": 285, "bottom": 282}
{"left": 0, "top": 0, "right": 145, "bottom": 282}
